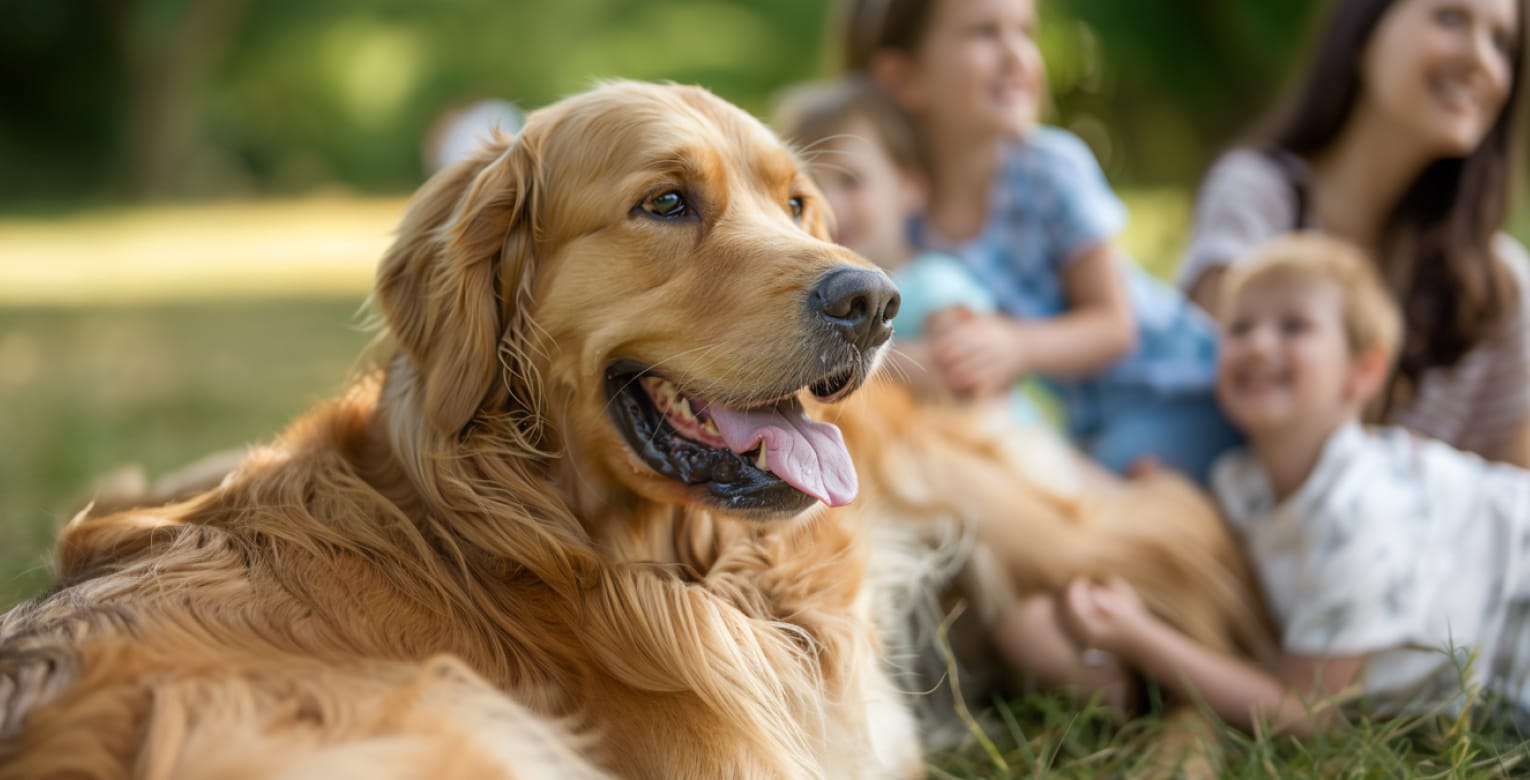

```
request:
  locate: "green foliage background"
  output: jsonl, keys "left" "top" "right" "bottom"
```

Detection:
{"left": 2, "top": 0, "right": 1328, "bottom": 207}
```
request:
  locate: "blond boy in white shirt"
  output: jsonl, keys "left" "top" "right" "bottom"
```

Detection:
{"left": 1059, "top": 232, "right": 1530, "bottom": 734}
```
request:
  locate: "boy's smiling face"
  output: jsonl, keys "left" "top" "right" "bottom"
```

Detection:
{"left": 1216, "top": 278, "right": 1361, "bottom": 438}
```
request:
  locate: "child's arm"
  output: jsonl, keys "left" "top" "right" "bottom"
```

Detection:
{"left": 1061, "top": 578, "right": 1364, "bottom": 738}
{"left": 931, "top": 242, "right": 1136, "bottom": 398}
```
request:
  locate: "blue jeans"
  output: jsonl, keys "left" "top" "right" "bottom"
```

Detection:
{"left": 1060, "top": 383, "right": 1243, "bottom": 486}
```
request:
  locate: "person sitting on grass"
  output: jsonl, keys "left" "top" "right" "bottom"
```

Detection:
{"left": 1059, "top": 232, "right": 1530, "bottom": 735}
{"left": 837, "top": 0, "right": 1241, "bottom": 484}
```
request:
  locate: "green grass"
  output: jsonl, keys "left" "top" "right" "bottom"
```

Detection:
{"left": 0, "top": 299, "right": 372, "bottom": 606}
{"left": 2, "top": 196, "right": 1528, "bottom": 775}
{"left": 929, "top": 688, "right": 1528, "bottom": 778}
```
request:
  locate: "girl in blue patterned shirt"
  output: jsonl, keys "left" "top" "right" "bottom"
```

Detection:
{"left": 839, "top": 0, "right": 1239, "bottom": 483}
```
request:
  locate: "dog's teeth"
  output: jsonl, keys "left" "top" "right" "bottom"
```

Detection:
{"left": 676, "top": 397, "right": 694, "bottom": 422}
{"left": 702, "top": 418, "right": 720, "bottom": 437}
{"left": 754, "top": 446, "right": 769, "bottom": 472}
{"left": 643, "top": 377, "right": 675, "bottom": 410}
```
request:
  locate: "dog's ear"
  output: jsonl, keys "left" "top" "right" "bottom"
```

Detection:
{"left": 376, "top": 135, "right": 538, "bottom": 435}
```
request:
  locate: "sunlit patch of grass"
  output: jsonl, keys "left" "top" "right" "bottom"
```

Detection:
{"left": 1118, "top": 187, "right": 1194, "bottom": 280}
{"left": 0, "top": 196, "right": 405, "bottom": 305}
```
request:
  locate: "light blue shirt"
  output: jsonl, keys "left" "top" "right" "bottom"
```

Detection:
{"left": 888, "top": 251, "right": 1052, "bottom": 427}
{"left": 913, "top": 126, "right": 1220, "bottom": 430}
{"left": 888, "top": 251, "right": 995, "bottom": 339}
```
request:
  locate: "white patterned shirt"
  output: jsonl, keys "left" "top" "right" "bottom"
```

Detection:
{"left": 1213, "top": 423, "right": 1530, "bottom": 716}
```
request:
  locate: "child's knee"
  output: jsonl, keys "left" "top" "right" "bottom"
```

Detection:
{"left": 995, "top": 594, "right": 1059, "bottom": 653}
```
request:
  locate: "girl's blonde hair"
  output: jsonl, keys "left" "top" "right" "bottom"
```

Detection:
{"left": 1220, "top": 232, "right": 1403, "bottom": 365}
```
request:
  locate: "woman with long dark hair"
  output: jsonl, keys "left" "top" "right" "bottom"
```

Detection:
{"left": 1181, "top": 0, "right": 1530, "bottom": 464}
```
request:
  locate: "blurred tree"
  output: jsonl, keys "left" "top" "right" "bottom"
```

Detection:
{"left": 125, "top": 0, "right": 254, "bottom": 198}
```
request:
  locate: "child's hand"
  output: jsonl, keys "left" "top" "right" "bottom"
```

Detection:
{"left": 930, "top": 314, "right": 1027, "bottom": 399}
{"left": 1060, "top": 577, "right": 1151, "bottom": 656}
{"left": 924, "top": 305, "right": 977, "bottom": 337}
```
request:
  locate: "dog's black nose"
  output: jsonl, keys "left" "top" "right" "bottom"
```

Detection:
{"left": 809, "top": 268, "right": 900, "bottom": 351}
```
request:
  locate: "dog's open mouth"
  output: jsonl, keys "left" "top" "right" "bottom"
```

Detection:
{"left": 605, "top": 362, "right": 860, "bottom": 515}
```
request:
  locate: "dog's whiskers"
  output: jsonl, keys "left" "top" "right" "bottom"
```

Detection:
{"left": 790, "top": 133, "right": 858, "bottom": 160}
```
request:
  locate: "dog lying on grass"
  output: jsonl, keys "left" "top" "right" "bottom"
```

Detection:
{"left": 0, "top": 81, "right": 922, "bottom": 779}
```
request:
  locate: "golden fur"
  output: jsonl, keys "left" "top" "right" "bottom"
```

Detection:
{"left": 0, "top": 82, "right": 920, "bottom": 779}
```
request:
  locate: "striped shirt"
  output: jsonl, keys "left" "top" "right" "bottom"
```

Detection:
{"left": 1180, "top": 148, "right": 1530, "bottom": 459}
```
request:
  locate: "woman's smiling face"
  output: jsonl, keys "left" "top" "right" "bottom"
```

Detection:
{"left": 1361, "top": 0, "right": 1519, "bottom": 157}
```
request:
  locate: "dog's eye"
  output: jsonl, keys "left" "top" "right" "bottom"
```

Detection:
{"left": 643, "top": 191, "right": 689, "bottom": 219}
{"left": 788, "top": 196, "right": 805, "bottom": 221}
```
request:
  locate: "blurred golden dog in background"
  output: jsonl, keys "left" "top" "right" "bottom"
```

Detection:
{"left": 838, "top": 384, "right": 1274, "bottom": 772}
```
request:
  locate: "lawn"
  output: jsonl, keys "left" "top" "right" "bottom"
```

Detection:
{"left": 0, "top": 197, "right": 395, "bottom": 605}
{"left": 0, "top": 299, "right": 373, "bottom": 605}
{"left": 2, "top": 195, "right": 1526, "bottom": 776}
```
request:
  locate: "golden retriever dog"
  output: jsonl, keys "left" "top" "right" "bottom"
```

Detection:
{"left": 0, "top": 81, "right": 923, "bottom": 779}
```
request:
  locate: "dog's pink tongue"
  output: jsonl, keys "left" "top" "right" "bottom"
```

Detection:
{"left": 705, "top": 403, "right": 857, "bottom": 507}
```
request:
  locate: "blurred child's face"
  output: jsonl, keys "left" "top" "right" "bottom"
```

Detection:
{"left": 895, "top": 0, "right": 1045, "bottom": 138}
{"left": 810, "top": 117, "right": 921, "bottom": 269}
{"left": 1216, "top": 279, "right": 1358, "bottom": 438}
{"left": 1362, "top": 0, "right": 1517, "bottom": 157}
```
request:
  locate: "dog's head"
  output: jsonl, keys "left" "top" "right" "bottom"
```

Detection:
{"left": 377, "top": 82, "right": 899, "bottom": 520}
